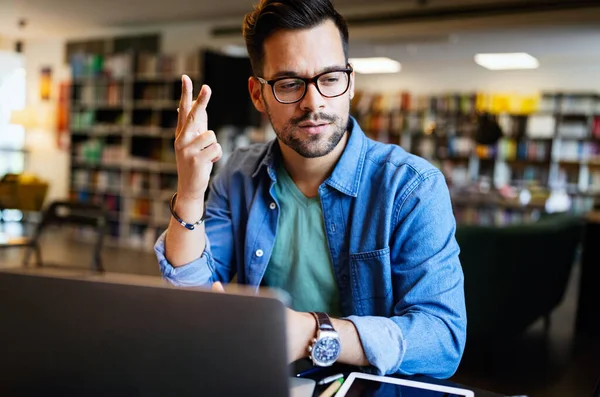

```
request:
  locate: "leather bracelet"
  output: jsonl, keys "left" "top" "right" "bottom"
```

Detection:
{"left": 169, "top": 192, "right": 205, "bottom": 231}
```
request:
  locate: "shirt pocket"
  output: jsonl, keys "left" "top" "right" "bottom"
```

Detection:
{"left": 350, "top": 246, "right": 393, "bottom": 316}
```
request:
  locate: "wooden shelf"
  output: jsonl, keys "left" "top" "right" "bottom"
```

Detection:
{"left": 440, "top": 156, "right": 471, "bottom": 162}
{"left": 150, "top": 219, "right": 170, "bottom": 229}
{"left": 566, "top": 191, "right": 600, "bottom": 198}
{"left": 0, "top": 147, "right": 28, "bottom": 154}
{"left": 559, "top": 160, "right": 600, "bottom": 169}
{"left": 133, "top": 100, "right": 179, "bottom": 109}
{"left": 129, "top": 126, "right": 173, "bottom": 137}
{"left": 71, "top": 183, "right": 122, "bottom": 195}
{"left": 72, "top": 126, "right": 125, "bottom": 136}
{"left": 558, "top": 136, "right": 600, "bottom": 142}
{"left": 72, "top": 102, "right": 125, "bottom": 110}
{"left": 133, "top": 73, "right": 201, "bottom": 82}
{"left": 71, "top": 161, "right": 123, "bottom": 170}
{"left": 524, "top": 136, "right": 554, "bottom": 141}
{"left": 108, "top": 211, "right": 121, "bottom": 221}
{"left": 125, "top": 160, "right": 177, "bottom": 173}
{"left": 452, "top": 194, "right": 547, "bottom": 211}
{"left": 559, "top": 113, "right": 594, "bottom": 118}
{"left": 588, "top": 162, "right": 600, "bottom": 169}
{"left": 71, "top": 76, "right": 128, "bottom": 85}
{"left": 124, "top": 189, "right": 172, "bottom": 201}
{"left": 71, "top": 159, "right": 176, "bottom": 173}
{"left": 559, "top": 160, "right": 583, "bottom": 168}
{"left": 504, "top": 159, "right": 551, "bottom": 167}
{"left": 130, "top": 215, "right": 151, "bottom": 224}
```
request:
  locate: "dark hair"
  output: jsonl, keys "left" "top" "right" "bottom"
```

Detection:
{"left": 243, "top": 0, "right": 349, "bottom": 76}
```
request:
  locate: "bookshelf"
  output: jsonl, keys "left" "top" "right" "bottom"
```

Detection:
{"left": 69, "top": 51, "right": 202, "bottom": 250}
{"left": 351, "top": 91, "right": 600, "bottom": 225}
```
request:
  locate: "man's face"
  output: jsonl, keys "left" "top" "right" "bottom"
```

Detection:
{"left": 249, "top": 20, "right": 354, "bottom": 158}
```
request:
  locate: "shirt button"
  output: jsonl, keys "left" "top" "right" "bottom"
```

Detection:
{"left": 269, "top": 202, "right": 277, "bottom": 210}
{"left": 255, "top": 249, "right": 264, "bottom": 257}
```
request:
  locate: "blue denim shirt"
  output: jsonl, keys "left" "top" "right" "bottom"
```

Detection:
{"left": 155, "top": 117, "right": 466, "bottom": 378}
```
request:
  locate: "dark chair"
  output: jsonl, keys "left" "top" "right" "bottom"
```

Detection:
{"left": 0, "top": 235, "right": 42, "bottom": 266}
{"left": 593, "top": 377, "right": 600, "bottom": 397}
{"left": 456, "top": 213, "right": 584, "bottom": 341}
{"left": 22, "top": 200, "right": 108, "bottom": 272}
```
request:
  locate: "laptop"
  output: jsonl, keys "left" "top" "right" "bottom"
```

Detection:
{"left": 0, "top": 269, "right": 312, "bottom": 397}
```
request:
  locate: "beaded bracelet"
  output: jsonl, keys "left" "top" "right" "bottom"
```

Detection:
{"left": 169, "top": 192, "right": 205, "bottom": 231}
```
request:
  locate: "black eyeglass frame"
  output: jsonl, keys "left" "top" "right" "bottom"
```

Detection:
{"left": 256, "top": 65, "right": 353, "bottom": 104}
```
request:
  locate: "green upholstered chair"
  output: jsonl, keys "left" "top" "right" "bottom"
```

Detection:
{"left": 456, "top": 213, "right": 584, "bottom": 342}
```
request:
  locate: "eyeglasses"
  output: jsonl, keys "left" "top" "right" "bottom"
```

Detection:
{"left": 256, "top": 66, "right": 353, "bottom": 104}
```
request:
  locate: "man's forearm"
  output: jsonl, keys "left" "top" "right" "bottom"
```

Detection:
{"left": 291, "top": 312, "right": 369, "bottom": 367}
{"left": 333, "top": 318, "right": 370, "bottom": 366}
{"left": 164, "top": 196, "right": 206, "bottom": 267}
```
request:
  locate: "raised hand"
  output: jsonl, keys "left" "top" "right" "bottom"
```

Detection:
{"left": 174, "top": 75, "right": 222, "bottom": 202}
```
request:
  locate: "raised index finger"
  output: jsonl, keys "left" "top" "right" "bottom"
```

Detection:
{"left": 178, "top": 84, "right": 212, "bottom": 147}
{"left": 176, "top": 74, "right": 193, "bottom": 138}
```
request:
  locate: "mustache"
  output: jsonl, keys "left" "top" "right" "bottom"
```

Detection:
{"left": 290, "top": 112, "right": 338, "bottom": 126}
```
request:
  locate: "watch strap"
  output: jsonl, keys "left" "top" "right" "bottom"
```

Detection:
{"left": 311, "top": 312, "right": 335, "bottom": 332}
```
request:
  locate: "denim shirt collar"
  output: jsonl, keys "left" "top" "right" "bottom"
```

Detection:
{"left": 251, "top": 116, "right": 367, "bottom": 197}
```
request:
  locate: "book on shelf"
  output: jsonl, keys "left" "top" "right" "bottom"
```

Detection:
{"left": 526, "top": 115, "right": 555, "bottom": 139}
{"left": 589, "top": 170, "right": 600, "bottom": 193}
{"left": 592, "top": 117, "right": 600, "bottom": 139}
{"left": 538, "top": 94, "right": 558, "bottom": 114}
{"left": 103, "top": 54, "right": 133, "bottom": 80}
{"left": 446, "top": 136, "right": 473, "bottom": 158}
{"left": 72, "top": 169, "right": 121, "bottom": 191}
{"left": 71, "top": 111, "right": 95, "bottom": 130}
{"left": 556, "top": 141, "right": 600, "bottom": 163}
{"left": 71, "top": 53, "right": 133, "bottom": 80}
{"left": 558, "top": 120, "right": 590, "bottom": 139}
{"left": 152, "top": 200, "right": 171, "bottom": 225}
{"left": 71, "top": 51, "right": 202, "bottom": 81}
{"left": 73, "top": 139, "right": 125, "bottom": 165}
{"left": 76, "top": 82, "right": 124, "bottom": 106}
{"left": 135, "top": 52, "right": 201, "bottom": 78}
{"left": 131, "top": 198, "right": 151, "bottom": 219}
{"left": 129, "top": 172, "right": 151, "bottom": 194}
{"left": 135, "top": 84, "right": 170, "bottom": 101}
{"left": 560, "top": 94, "right": 597, "bottom": 115}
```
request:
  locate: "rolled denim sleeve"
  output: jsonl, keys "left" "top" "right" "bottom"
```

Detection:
{"left": 348, "top": 170, "right": 466, "bottom": 378}
{"left": 344, "top": 315, "right": 406, "bottom": 375}
{"left": 154, "top": 231, "right": 215, "bottom": 287}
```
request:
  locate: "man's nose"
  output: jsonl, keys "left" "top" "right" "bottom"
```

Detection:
{"left": 299, "top": 82, "right": 326, "bottom": 112}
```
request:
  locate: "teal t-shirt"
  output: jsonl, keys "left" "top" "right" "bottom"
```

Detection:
{"left": 263, "top": 164, "right": 341, "bottom": 317}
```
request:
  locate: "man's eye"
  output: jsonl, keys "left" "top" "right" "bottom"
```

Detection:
{"left": 278, "top": 81, "right": 303, "bottom": 91}
{"left": 320, "top": 76, "right": 341, "bottom": 86}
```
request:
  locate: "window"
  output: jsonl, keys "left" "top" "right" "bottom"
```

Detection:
{"left": 0, "top": 51, "right": 26, "bottom": 177}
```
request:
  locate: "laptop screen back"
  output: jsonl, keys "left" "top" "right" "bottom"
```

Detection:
{"left": 0, "top": 270, "right": 290, "bottom": 397}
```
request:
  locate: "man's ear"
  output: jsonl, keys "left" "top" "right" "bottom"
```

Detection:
{"left": 248, "top": 77, "right": 266, "bottom": 113}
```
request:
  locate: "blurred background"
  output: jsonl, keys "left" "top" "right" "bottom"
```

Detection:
{"left": 0, "top": 0, "right": 599, "bottom": 396}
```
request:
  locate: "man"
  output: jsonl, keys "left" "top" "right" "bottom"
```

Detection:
{"left": 155, "top": 0, "right": 466, "bottom": 378}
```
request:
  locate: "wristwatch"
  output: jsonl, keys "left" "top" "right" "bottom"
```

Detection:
{"left": 308, "top": 312, "right": 342, "bottom": 367}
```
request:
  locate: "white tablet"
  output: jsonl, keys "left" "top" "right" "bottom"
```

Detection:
{"left": 335, "top": 372, "right": 475, "bottom": 397}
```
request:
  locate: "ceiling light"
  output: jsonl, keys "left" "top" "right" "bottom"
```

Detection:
{"left": 349, "top": 57, "right": 401, "bottom": 74}
{"left": 474, "top": 53, "right": 539, "bottom": 70}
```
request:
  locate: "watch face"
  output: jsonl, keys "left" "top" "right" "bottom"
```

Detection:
{"left": 313, "top": 336, "right": 341, "bottom": 365}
